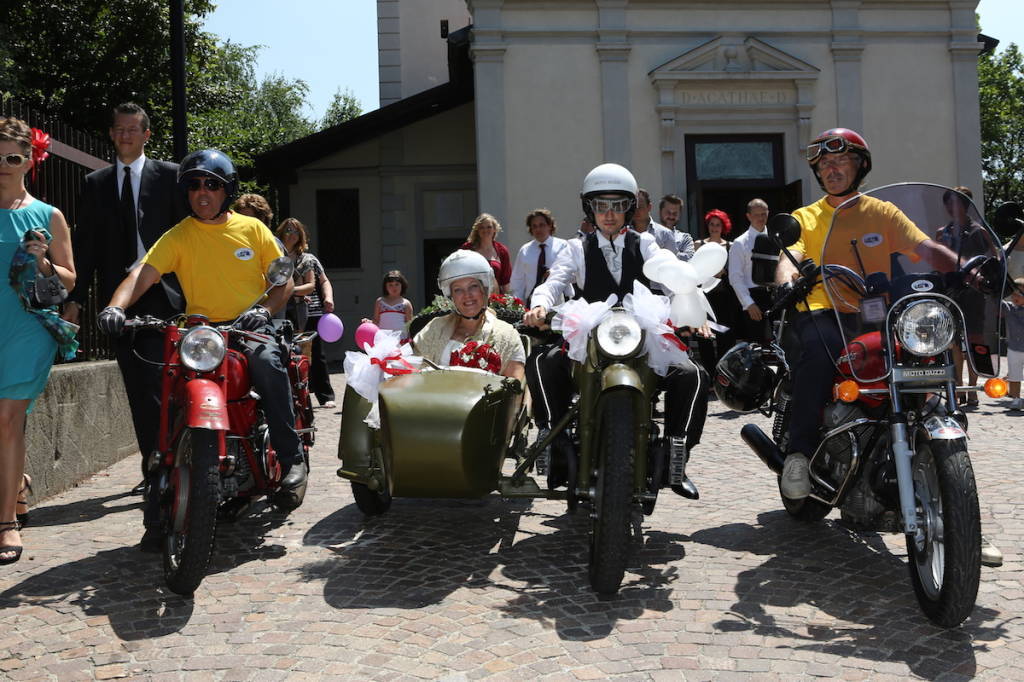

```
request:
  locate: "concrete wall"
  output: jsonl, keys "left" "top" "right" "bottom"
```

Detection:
{"left": 284, "top": 103, "right": 478, "bottom": 360}
{"left": 25, "top": 361, "right": 137, "bottom": 503}
{"left": 379, "top": 0, "right": 473, "bottom": 106}
{"left": 467, "top": 0, "right": 984, "bottom": 233}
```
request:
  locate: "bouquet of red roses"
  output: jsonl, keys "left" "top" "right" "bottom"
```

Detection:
{"left": 488, "top": 293, "right": 526, "bottom": 324}
{"left": 449, "top": 340, "right": 502, "bottom": 374}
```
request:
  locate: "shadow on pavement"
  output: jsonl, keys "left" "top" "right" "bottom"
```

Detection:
{"left": 0, "top": 499, "right": 291, "bottom": 640}
{"left": 300, "top": 496, "right": 679, "bottom": 641}
{"left": 25, "top": 492, "right": 141, "bottom": 528}
{"left": 691, "top": 511, "right": 1009, "bottom": 680}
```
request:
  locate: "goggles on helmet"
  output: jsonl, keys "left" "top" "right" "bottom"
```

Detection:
{"left": 805, "top": 135, "right": 861, "bottom": 163}
{"left": 588, "top": 197, "right": 632, "bottom": 215}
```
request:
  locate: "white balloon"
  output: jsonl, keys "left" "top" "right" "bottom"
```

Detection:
{"left": 657, "top": 261, "right": 699, "bottom": 294}
{"left": 642, "top": 249, "right": 677, "bottom": 281}
{"left": 670, "top": 291, "right": 708, "bottom": 328}
{"left": 689, "top": 242, "right": 728, "bottom": 280}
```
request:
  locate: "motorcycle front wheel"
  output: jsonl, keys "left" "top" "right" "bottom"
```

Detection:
{"left": 906, "top": 438, "right": 981, "bottom": 627}
{"left": 163, "top": 427, "right": 221, "bottom": 596}
{"left": 588, "top": 391, "right": 635, "bottom": 595}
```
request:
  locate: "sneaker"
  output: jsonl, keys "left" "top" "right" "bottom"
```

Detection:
{"left": 1009, "top": 398, "right": 1023, "bottom": 411}
{"left": 781, "top": 453, "right": 811, "bottom": 500}
{"left": 981, "top": 535, "right": 1003, "bottom": 568}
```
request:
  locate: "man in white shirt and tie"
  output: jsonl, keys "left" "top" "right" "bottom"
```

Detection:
{"left": 524, "top": 163, "right": 708, "bottom": 499}
{"left": 509, "top": 209, "right": 571, "bottom": 304}
{"left": 727, "top": 198, "right": 773, "bottom": 343}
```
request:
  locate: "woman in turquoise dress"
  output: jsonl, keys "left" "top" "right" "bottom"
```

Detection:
{"left": 0, "top": 117, "right": 76, "bottom": 564}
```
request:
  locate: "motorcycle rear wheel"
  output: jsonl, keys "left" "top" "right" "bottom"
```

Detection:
{"left": 351, "top": 451, "right": 392, "bottom": 516}
{"left": 588, "top": 391, "right": 635, "bottom": 595}
{"left": 163, "top": 428, "right": 221, "bottom": 596}
{"left": 906, "top": 438, "right": 980, "bottom": 627}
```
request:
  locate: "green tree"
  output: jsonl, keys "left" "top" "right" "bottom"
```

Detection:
{"left": 321, "top": 87, "right": 363, "bottom": 128}
{"left": 979, "top": 43, "right": 1024, "bottom": 219}
{"left": 0, "top": 0, "right": 351, "bottom": 177}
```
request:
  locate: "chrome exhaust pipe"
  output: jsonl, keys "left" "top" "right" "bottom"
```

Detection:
{"left": 740, "top": 424, "right": 785, "bottom": 475}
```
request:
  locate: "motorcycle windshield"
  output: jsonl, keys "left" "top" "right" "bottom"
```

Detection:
{"left": 820, "top": 183, "right": 1005, "bottom": 383}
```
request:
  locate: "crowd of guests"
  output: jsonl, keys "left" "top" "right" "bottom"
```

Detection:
{"left": 5, "top": 100, "right": 1024, "bottom": 567}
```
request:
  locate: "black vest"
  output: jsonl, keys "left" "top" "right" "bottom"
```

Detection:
{"left": 580, "top": 231, "right": 649, "bottom": 303}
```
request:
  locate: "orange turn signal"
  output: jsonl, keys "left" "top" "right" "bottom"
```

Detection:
{"left": 984, "top": 377, "right": 1008, "bottom": 399}
{"left": 835, "top": 379, "right": 860, "bottom": 403}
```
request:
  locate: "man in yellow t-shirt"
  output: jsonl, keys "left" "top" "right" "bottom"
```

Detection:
{"left": 98, "top": 150, "right": 306, "bottom": 549}
{"left": 775, "top": 129, "right": 956, "bottom": 501}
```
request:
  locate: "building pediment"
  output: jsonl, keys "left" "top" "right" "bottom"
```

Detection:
{"left": 650, "top": 36, "right": 819, "bottom": 82}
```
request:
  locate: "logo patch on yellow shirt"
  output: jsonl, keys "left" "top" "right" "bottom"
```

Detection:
{"left": 235, "top": 248, "right": 254, "bottom": 261}
{"left": 862, "top": 233, "right": 883, "bottom": 247}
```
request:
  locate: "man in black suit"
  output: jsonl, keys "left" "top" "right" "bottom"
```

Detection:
{"left": 64, "top": 102, "right": 186, "bottom": 550}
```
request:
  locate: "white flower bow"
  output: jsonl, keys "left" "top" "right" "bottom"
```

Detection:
{"left": 343, "top": 329, "right": 420, "bottom": 427}
{"left": 621, "top": 281, "right": 690, "bottom": 376}
{"left": 551, "top": 294, "right": 616, "bottom": 362}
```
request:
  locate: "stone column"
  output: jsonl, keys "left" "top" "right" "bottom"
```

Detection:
{"left": 830, "top": 0, "right": 864, "bottom": 132}
{"left": 596, "top": 0, "right": 631, "bottom": 166}
{"left": 469, "top": 0, "right": 508, "bottom": 224}
{"left": 948, "top": 0, "right": 985, "bottom": 206}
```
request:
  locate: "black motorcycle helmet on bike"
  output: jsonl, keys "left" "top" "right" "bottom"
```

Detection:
{"left": 177, "top": 148, "right": 239, "bottom": 218}
{"left": 714, "top": 342, "right": 776, "bottom": 412}
{"left": 806, "top": 127, "right": 872, "bottom": 197}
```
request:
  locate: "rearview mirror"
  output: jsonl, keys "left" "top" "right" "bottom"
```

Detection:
{"left": 266, "top": 256, "right": 294, "bottom": 287}
{"left": 993, "top": 202, "right": 1024, "bottom": 240}
{"left": 767, "top": 213, "right": 802, "bottom": 248}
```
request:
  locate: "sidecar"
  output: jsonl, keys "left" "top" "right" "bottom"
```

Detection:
{"left": 338, "top": 368, "right": 539, "bottom": 513}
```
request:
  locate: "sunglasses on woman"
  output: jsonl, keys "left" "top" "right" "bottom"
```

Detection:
{"left": 0, "top": 153, "right": 30, "bottom": 167}
{"left": 185, "top": 177, "right": 225, "bottom": 192}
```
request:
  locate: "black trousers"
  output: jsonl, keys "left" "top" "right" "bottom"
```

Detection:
{"left": 526, "top": 344, "right": 709, "bottom": 451}
{"left": 787, "top": 310, "right": 846, "bottom": 456}
{"left": 238, "top": 321, "right": 303, "bottom": 466}
{"left": 736, "top": 287, "right": 773, "bottom": 345}
{"left": 304, "top": 315, "right": 336, "bottom": 404}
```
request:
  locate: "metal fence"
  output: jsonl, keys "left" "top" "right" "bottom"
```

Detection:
{"left": 2, "top": 97, "right": 115, "bottom": 361}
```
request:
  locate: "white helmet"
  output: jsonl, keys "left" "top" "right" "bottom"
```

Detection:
{"left": 580, "top": 163, "right": 638, "bottom": 224}
{"left": 437, "top": 250, "right": 496, "bottom": 298}
{"left": 581, "top": 163, "right": 638, "bottom": 199}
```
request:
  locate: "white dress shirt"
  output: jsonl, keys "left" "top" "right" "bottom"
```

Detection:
{"left": 728, "top": 225, "right": 766, "bottom": 310}
{"left": 509, "top": 236, "right": 571, "bottom": 302}
{"left": 116, "top": 154, "right": 148, "bottom": 268}
{"left": 633, "top": 218, "right": 678, "bottom": 255}
{"left": 530, "top": 230, "right": 660, "bottom": 309}
{"left": 673, "top": 229, "right": 695, "bottom": 261}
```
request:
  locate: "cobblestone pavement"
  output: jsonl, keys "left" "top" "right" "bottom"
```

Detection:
{"left": 2, "top": 374, "right": 1023, "bottom": 681}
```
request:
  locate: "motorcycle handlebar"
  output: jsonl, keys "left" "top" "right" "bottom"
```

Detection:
{"left": 766, "top": 262, "right": 820, "bottom": 318}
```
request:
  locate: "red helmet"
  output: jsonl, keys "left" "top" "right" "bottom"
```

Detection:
{"left": 806, "top": 128, "right": 872, "bottom": 195}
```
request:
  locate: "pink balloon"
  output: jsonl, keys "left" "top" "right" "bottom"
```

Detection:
{"left": 355, "top": 322, "right": 379, "bottom": 351}
{"left": 317, "top": 313, "right": 344, "bottom": 343}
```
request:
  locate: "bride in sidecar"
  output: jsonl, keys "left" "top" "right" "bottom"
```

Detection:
{"left": 337, "top": 250, "right": 529, "bottom": 515}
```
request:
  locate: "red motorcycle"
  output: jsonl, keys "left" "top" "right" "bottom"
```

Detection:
{"left": 125, "top": 277, "right": 316, "bottom": 595}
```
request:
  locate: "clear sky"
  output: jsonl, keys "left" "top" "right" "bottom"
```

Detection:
{"left": 200, "top": 0, "right": 1022, "bottom": 122}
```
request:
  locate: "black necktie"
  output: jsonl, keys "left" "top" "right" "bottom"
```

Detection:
{"left": 120, "top": 166, "right": 138, "bottom": 267}
{"left": 535, "top": 242, "right": 547, "bottom": 290}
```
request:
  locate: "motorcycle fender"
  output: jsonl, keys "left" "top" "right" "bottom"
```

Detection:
{"left": 919, "top": 415, "right": 966, "bottom": 441}
{"left": 184, "top": 379, "right": 229, "bottom": 431}
{"left": 599, "top": 363, "right": 644, "bottom": 394}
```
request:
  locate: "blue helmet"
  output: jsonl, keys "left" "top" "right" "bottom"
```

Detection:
{"left": 177, "top": 149, "right": 239, "bottom": 217}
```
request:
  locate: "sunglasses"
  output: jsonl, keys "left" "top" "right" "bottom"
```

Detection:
{"left": 805, "top": 136, "right": 859, "bottom": 163}
{"left": 0, "top": 153, "right": 29, "bottom": 167}
{"left": 185, "top": 177, "right": 225, "bottom": 192}
{"left": 588, "top": 197, "right": 632, "bottom": 214}
{"left": 282, "top": 227, "right": 298, "bottom": 234}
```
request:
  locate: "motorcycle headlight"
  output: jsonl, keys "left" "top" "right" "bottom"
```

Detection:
{"left": 896, "top": 300, "right": 956, "bottom": 357}
{"left": 595, "top": 311, "right": 643, "bottom": 358}
{"left": 179, "top": 326, "right": 227, "bottom": 372}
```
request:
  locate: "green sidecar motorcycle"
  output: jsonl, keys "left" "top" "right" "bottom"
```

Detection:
{"left": 338, "top": 309, "right": 679, "bottom": 595}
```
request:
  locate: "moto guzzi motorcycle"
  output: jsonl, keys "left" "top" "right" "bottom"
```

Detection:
{"left": 719, "top": 183, "right": 1015, "bottom": 627}
{"left": 126, "top": 259, "right": 316, "bottom": 596}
